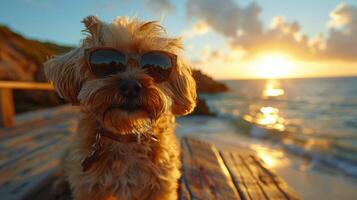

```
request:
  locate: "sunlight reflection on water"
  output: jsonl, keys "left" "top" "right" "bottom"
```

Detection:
{"left": 263, "top": 79, "right": 285, "bottom": 98}
{"left": 250, "top": 144, "right": 288, "bottom": 168}
{"left": 243, "top": 80, "right": 287, "bottom": 131}
{"left": 244, "top": 107, "right": 285, "bottom": 130}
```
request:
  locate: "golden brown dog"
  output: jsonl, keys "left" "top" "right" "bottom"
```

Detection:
{"left": 45, "top": 16, "right": 196, "bottom": 200}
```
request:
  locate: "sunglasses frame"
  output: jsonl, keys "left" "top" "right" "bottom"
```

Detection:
{"left": 84, "top": 47, "right": 177, "bottom": 82}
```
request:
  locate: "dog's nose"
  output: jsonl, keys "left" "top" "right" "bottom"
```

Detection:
{"left": 119, "top": 80, "right": 142, "bottom": 99}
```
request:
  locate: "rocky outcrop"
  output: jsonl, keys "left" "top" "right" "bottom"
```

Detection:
{"left": 0, "top": 25, "right": 72, "bottom": 82}
{"left": 193, "top": 70, "right": 228, "bottom": 93}
{"left": 191, "top": 97, "right": 215, "bottom": 116}
{"left": 191, "top": 70, "right": 228, "bottom": 116}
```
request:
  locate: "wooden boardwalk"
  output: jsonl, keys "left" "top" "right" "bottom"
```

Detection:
{"left": 0, "top": 105, "right": 300, "bottom": 200}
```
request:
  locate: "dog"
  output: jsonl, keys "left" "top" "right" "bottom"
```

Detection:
{"left": 45, "top": 16, "right": 196, "bottom": 200}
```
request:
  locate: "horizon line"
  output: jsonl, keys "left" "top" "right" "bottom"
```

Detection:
{"left": 217, "top": 74, "right": 357, "bottom": 81}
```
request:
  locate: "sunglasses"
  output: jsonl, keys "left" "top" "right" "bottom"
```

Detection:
{"left": 85, "top": 47, "right": 177, "bottom": 82}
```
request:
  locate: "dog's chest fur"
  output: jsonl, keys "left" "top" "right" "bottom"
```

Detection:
{"left": 66, "top": 114, "right": 181, "bottom": 199}
{"left": 82, "top": 142, "right": 162, "bottom": 194}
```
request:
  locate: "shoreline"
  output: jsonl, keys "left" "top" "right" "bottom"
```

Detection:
{"left": 177, "top": 115, "right": 357, "bottom": 200}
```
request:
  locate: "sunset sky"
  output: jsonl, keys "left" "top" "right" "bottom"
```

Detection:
{"left": 1, "top": 0, "right": 357, "bottom": 79}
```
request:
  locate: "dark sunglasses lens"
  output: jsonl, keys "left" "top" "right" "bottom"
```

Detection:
{"left": 90, "top": 50, "right": 126, "bottom": 77}
{"left": 140, "top": 52, "right": 173, "bottom": 82}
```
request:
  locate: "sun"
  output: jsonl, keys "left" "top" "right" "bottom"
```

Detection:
{"left": 252, "top": 53, "right": 297, "bottom": 79}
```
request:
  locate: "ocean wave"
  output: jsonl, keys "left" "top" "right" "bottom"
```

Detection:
{"left": 230, "top": 115, "right": 357, "bottom": 178}
{"left": 208, "top": 103, "right": 357, "bottom": 178}
{"left": 202, "top": 78, "right": 357, "bottom": 179}
{"left": 283, "top": 142, "right": 357, "bottom": 178}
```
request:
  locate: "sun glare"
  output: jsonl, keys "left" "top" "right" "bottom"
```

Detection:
{"left": 252, "top": 53, "right": 297, "bottom": 78}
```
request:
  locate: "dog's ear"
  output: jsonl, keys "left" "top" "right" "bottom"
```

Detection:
{"left": 44, "top": 48, "right": 84, "bottom": 105}
{"left": 82, "top": 15, "right": 102, "bottom": 43}
{"left": 169, "top": 60, "right": 197, "bottom": 116}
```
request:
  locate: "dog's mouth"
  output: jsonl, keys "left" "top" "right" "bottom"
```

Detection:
{"left": 107, "top": 102, "right": 144, "bottom": 113}
{"left": 119, "top": 102, "right": 143, "bottom": 112}
{"left": 99, "top": 102, "right": 153, "bottom": 134}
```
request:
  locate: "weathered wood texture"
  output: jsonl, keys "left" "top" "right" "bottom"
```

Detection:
{"left": 0, "top": 105, "right": 78, "bottom": 200}
{"left": 0, "top": 105, "right": 301, "bottom": 200}
{"left": 0, "top": 81, "right": 54, "bottom": 90}
{"left": 0, "top": 81, "right": 54, "bottom": 127}
{"left": 220, "top": 151, "right": 300, "bottom": 200}
{"left": 0, "top": 88, "right": 15, "bottom": 127}
{"left": 181, "top": 137, "right": 241, "bottom": 200}
{"left": 182, "top": 138, "right": 300, "bottom": 200}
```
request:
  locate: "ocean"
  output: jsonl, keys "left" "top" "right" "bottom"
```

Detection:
{"left": 176, "top": 77, "right": 357, "bottom": 199}
{"left": 200, "top": 77, "right": 357, "bottom": 178}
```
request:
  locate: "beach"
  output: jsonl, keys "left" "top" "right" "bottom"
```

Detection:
{"left": 177, "top": 116, "right": 357, "bottom": 200}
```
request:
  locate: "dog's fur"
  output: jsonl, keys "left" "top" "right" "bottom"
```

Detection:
{"left": 45, "top": 16, "right": 196, "bottom": 200}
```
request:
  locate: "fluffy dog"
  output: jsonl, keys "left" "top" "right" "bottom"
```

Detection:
{"left": 45, "top": 16, "right": 196, "bottom": 200}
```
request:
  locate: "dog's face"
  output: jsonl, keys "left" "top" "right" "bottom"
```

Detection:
{"left": 45, "top": 16, "right": 196, "bottom": 134}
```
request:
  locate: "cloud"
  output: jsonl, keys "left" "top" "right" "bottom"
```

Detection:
{"left": 182, "top": 20, "right": 210, "bottom": 38}
{"left": 328, "top": 3, "right": 356, "bottom": 27}
{"left": 186, "top": 0, "right": 313, "bottom": 59}
{"left": 235, "top": 16, "right": 316, "bottom": 59}
{"left": 186, "top": 0, "right": 262, "bottom": 39}
{"left": 186, "top": 0, "right": 357, "bottom": 61}
{"left": 145, "top": 0, "right": 174, "bottom": 13}
{"left": 192, "top": 44, "right": 246, "bottom": 69}
{"left": 324, "top": 3, "right": 357, "bottom": 61}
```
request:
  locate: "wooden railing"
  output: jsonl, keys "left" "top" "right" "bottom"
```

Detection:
{"left": 0, "top": 81, "right": 54, "bottom": 127}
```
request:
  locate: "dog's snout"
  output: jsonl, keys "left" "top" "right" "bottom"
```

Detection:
{"left": 119, "top": 80, "right": 142, "bottom": 99}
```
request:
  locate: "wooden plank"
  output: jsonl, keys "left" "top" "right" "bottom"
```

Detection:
{"left": 0, "top": 118, "right": 75, "bottom": 153}
{"left": 0, "top": 124, "right": 73, "bottom": 170}
{"left": 181, "top": 137, "right": 241, "bottom": 200}
{"left": 0, "top": 111, "right": 77, "bottom": 141}
{"left": 0, "top": 138, "right": 66, "bottom": 183}
{"left": 0, "top": 138, "right": 68, "bottom": 200}
{"left": 179, "top": 177, "right": 191, "bottom": 200}
{"left": 0, "top": 132, "right": 64, "bottom": 169}
{"left": 0, "top": 88, "right": 15, "bottom": 127}
{"left": 242, "top": 155, "right": 287, "bottom": 200}
{"left": 252, "top": 156, "right": 300, "bottom": 200}
{"left": 24, "top": 173, "right": 72, "bottom": 200}
{"left": 222, "top": 151, "right": 301, "bottom": 200}
{"left": 0, "top": 105, "right": 77, "bottom": 200}
{"left": 14, "top": 105, "right": 77, "bottom": 125}
{"left": 0, "top": 81, "right": 54, "bottom": 90}
{"left": 221, "top": 151, "right": 267, "bottom": 200}
{"left": 0, "top": 116, "right": 77, "bottom": 168}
